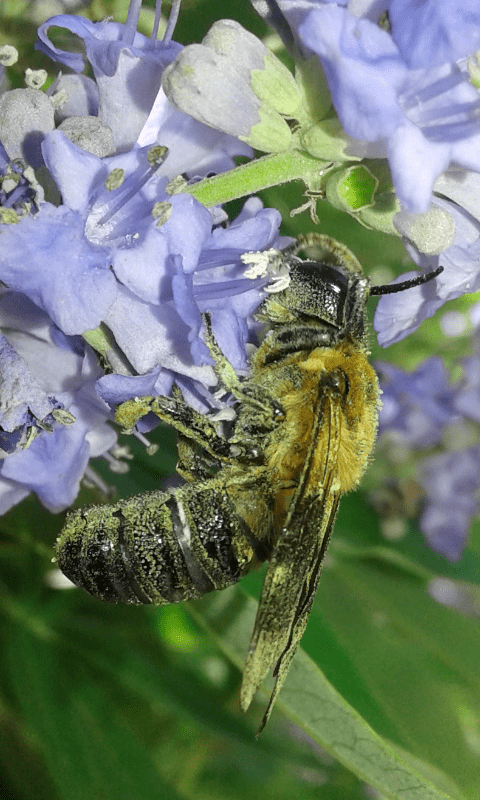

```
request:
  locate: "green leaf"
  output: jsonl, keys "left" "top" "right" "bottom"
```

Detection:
{"left": 3, "top": 621, "right": 184, "bottom": 800}
{"left": 306, "top": 547, "right": 480, "bottom": 796}
{"left": 190, "top": 588, "right": 464, "bottom": 800}
{"left": 0, "top": 591, "right": 382, "bottom": 800}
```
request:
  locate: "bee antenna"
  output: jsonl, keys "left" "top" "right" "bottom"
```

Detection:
{"left": 370, "top": 266, "right": 443, "bottom": 296}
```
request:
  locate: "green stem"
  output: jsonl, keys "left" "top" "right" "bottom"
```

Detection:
{"left": 180, "top": 149, "right": 328, "bottom": 208}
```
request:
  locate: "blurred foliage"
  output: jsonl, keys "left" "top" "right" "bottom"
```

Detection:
{"left": 1, "top": 1, "right": 480, "bottom": 799}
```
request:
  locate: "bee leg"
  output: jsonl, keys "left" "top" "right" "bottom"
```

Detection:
{"left": 116, "top": 390, "right": 263, "bottom": 467}
{"left": 176, "top": 432, "right": 215, "bottom": 482}
{"left": 285, "top": 233, "right": 363, "bottom": 277}
{"left": 202, "top": 313, "right": 285, "bottom": 429}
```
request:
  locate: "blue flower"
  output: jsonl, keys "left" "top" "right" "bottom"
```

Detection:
{"left": 253, "top": 0, "right": 480, "bottom": 212}
{"left": 455, "top": 353, "right": 480, "bottom": 423}
{"left": 376, "top": 337, "right": 480, "bottom": 560}
{"left": 36, "top": 2, "right": 251, "bottom": 167}
{"left": 0, "top": 0, "right": 284, "bottom": 514}
{"left": 374, "top": 196, "right": 480, "bottom": 345}
{"left": 376, "top": 357, "right": 459, "bottom": 448}
{"left": 389, "top": 0, "right": 480, "bottom": 68}
{"left": 0, "top": 201, "right": 117, "bottom": 335}
{"left": 418, "top": 447, "right": 480, "bottom": 561}
{"left": 22, "top": 128, "right": 281, "bottom": 394}
{"left": 0, "top": 290, "right": 115, "bottom": 513}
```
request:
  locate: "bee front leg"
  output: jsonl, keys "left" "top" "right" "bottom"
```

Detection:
{"left": 116, "top": 393, "right": 235, "bottom": 460}
{"left": 202, "top": 313, "right": 285, "bottom": 431}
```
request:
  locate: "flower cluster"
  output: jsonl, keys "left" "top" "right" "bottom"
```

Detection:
{"left": 250, "top": 1, "right": 480, "bottom": 346}
{"left": 2, "top": 0, "right": 480, "bottom": 564}
{"left": 0, "top": 0, "right": 283, "bottom": 513}
{"left": 376, "top": 333, "right": 480, "bottom": 561}
{"left": 162, "top": 1, "right": 480, "bottom": 348}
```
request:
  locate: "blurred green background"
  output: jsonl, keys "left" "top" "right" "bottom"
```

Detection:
{"left": 1, "top": 2, "right": 480, "bottom": 799}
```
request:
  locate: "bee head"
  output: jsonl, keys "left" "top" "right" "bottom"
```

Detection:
{"left": 256, "top": 234, "right": 443, "bottom": 349}
{"left": 260, "top": 258, "right": 370, "bottom": 344}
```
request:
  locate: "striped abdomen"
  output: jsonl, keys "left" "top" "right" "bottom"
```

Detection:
{"left": 55, "top": 481, "right": 256, "bottom": 604}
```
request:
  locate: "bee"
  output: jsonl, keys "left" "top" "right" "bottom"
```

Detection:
{"left": 55, "top": 234, "right": 442, "bottom": 732}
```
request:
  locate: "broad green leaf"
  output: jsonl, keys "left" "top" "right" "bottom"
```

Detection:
{"left": 190, "top": 588, "right": 464, "bottom": 800}
{"left": 306, "top": 549, "right": 480, "bottom": 796}
{"left": 333, "top": 493, "right": 480, "bottom": 586}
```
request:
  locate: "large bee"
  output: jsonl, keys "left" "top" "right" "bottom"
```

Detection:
{"left": 55, "top": 235, "right": 442, "bottom": 732}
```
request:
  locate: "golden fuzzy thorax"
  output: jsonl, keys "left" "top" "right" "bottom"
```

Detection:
{"left": 252, "top": 338, "right": 379, "bottom": 498}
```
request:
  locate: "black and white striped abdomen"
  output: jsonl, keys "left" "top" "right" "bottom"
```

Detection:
{"left": 55, "top": 481, "right": 256, "bottom": 605}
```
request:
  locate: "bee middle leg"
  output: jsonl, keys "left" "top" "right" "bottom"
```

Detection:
{"left": 176, "top": 432, "right": 216, "bottom": 482}
{"left": 116, "top": 389, "right": 264, "bottom": 467}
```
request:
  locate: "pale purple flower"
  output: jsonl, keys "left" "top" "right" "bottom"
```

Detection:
{"left": 376, "top": 357, "right": 459, "bottom": 448}
{"left": 0, "top": 290, "right": 115, "bottom": 513}
{"left": 252, "top": 0, "right": 480, "bottom": 212}
{"left": 418, "top": 447, "right": 480, "bottom": 561}
{"left": 374, "top": 196, "right": 480, "bottom": 346}
{"left": 0, "top": 0, "right": 284, "bottom": 515}
{"left": 36, "top": 2, "right": 251, "bottom": 168}
{"left": 377, "top": 335, "right": 480, "bottom": 560}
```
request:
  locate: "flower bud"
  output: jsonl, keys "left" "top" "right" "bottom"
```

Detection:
{"left": 162, "top": 20, "right": 296, "bottom": 152}
{"left": 393, "top": 206, "right": 456, "bottom": 255}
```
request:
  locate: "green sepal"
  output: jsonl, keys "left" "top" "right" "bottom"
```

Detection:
{"left": 82, "top": 325, "right": 114, "bottom": 358}
{"left": 300, "top": 117, "right": 360, "bottom": 162}
{"left": 242, "top": 104, "right": 292, "bottom": 152}
{"left": 358, "top": 192, "right": 401, "bottom": 235}
{"left": 325, "top": 164, "right": 379, "bottom": 212}
{"left": 294, "top": 55, "right": 332, "bottom": 125}
{"left": 250, "top": 51, "right": 302, "bottom": 117}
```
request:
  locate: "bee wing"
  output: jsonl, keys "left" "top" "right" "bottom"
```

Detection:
{"left": 240, "top": 391, "right": 342, "bottom": 732}
{"left": 240, "top": 490, "right": 340, "bottom": 732}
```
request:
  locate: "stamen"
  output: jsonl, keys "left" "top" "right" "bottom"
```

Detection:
{"left": 163, "top": 0, "right": 182, "bottom": 46}
{"left": 83, "top": 465, "right": 115, "bottom": 495}
{"left": 401, "top": 70, "right": 466, "bottom": 111}
{"left": 151, "top": 0, "right": 163, "bottom": 42}
{"left": 422, "top": 115, "right": 480, "bottom": 143}
{"left": 123, "top": 0, "right": 143, "bottom": 46}
{"left": 103, "top": 451, "right": 130, "bottom": 474}
{"left": 400, "top": 64, "right": 480, "bottom": 142}
{"left": 132, "top": 428, "right": 159, "bottom": 456}
{"left": 86, "top": 147, "right": 169, "bottom": 238}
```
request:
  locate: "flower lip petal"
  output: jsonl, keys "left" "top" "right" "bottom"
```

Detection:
{"left": 0, "top": 396, "right": 113, "bottom": 513}
{"left": 389, "top": 0, "right": 480, "bottom": 69}
{"left": 36, "top": 15, "right": 181, "bottom": 78}
{"left": 42, "top": 130, "right": 106, "bottom": 214}
{"left": 0, "top": 480, "right": 29, "bottom": 515}
{"left": 0, "top": 204, "right": 117, "bottom": 335}
{"left": 36, "top": 15, "right": 100, "bottom": 73}
{"left": 0, "top": 334, "right": 57, "bottom": 432}
{"left": 299, "top": 6, "right": 407, "bottom": 141}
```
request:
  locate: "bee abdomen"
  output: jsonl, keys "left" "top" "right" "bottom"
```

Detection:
{"left": 55, "top": 482, "right": 254, "bottom": 605}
